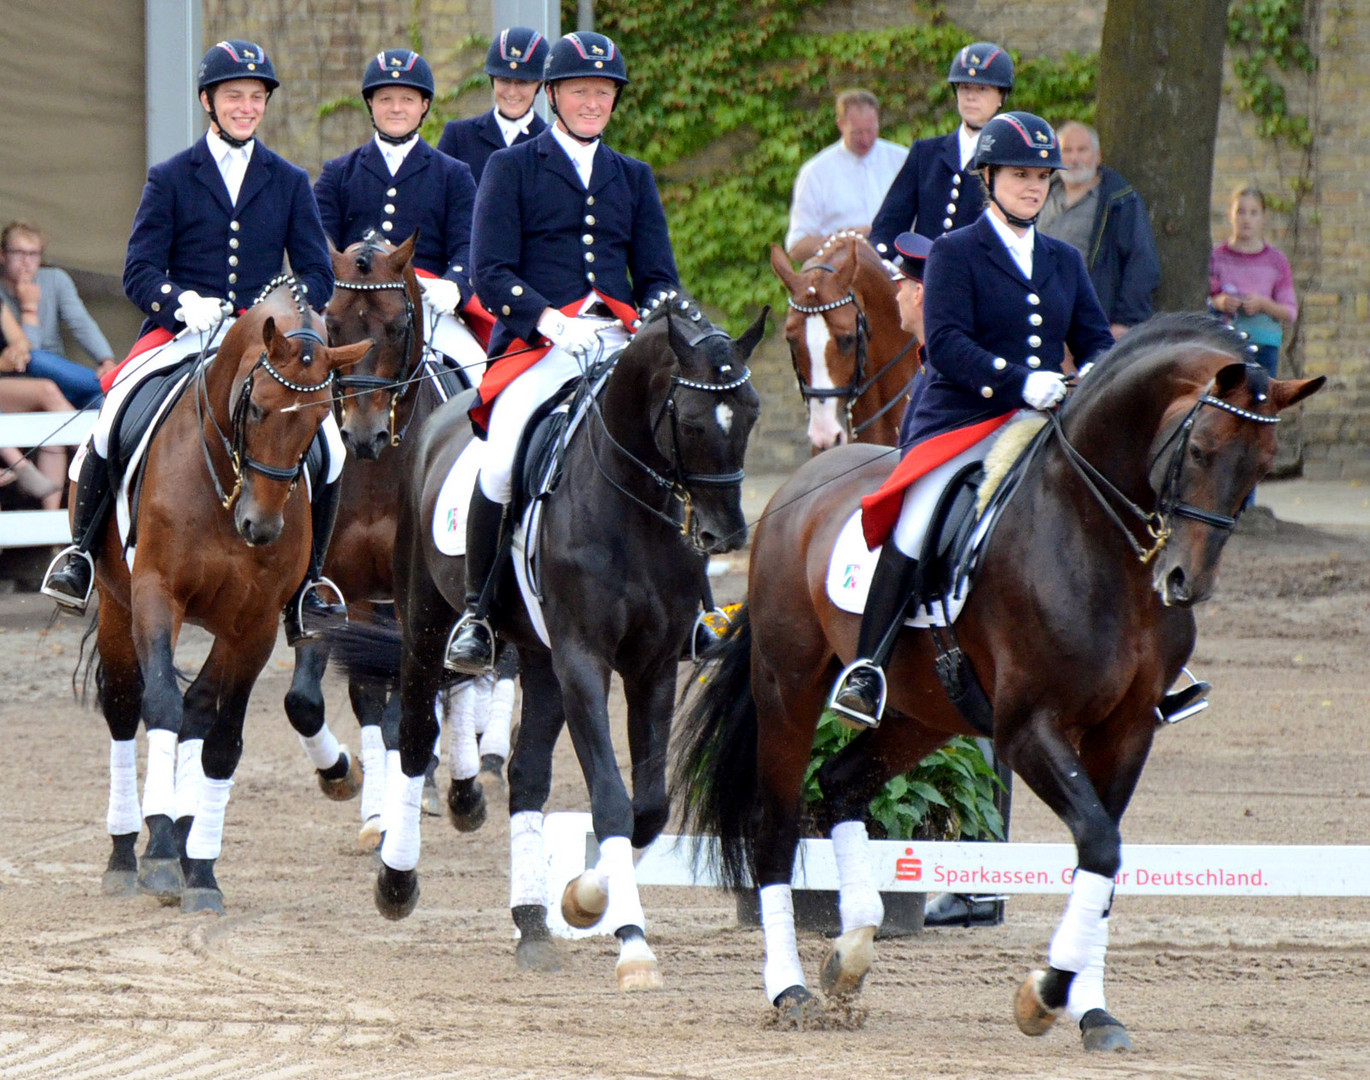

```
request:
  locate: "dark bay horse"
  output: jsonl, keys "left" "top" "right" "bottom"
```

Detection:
{"left": 771, "top": 233, "right": 917, "bottom": 450}
{"left": 671, "top": 315, "right": 1322, "bottom": 1045}
{"left": 92, "top": 277, "right": 369, "bottom": 913}
{"left": 376, "top": 299, "right": 764, "bottom": 988}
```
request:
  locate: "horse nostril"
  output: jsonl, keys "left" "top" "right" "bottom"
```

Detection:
{"left": 1167, "top": 566, "right": 1189, "bottom": 602}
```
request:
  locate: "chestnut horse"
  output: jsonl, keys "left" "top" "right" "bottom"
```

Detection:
{"left": 93, "top": 277, "right": 368, "bottom": 914}
{"left": 771, "top": 233, "right": 918, "bottom": 451}
{"left": 672, "top": 316, "right": 1322, "bottom": 1048}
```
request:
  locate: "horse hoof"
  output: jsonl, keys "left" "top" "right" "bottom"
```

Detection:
{"left": 358, "top": 815, "right": 384, "bottom": 852}
{"left": 773, "top": 985, "right": 819, "bottom": 1028}
{"left": 375, "top": 864, "right": 419, "bottom": 921}
{"left": 1080, "top": 1008, "right": 1133, "bottom": 1052}
{"left": 136, "top": 857, "right": 185, "bottom": 901}
{"left": 101, "top": 869, "right": 138, "bottom": 897}
{"left": 181, "top": 887, "right": 226, "bottom": 916}
{"left": 560, "top": 870, "right": 608, "bottom": 929}
{"left": 317, "top": 747, "right": 362, "bottom": 802}
{"left": 421, "top": 776, "right": 442, "bottom": 817}
{"left": 820, "top": 924, "right": 876, "bottom": 998}
{"left": 515, "top": 935, "right": 563, "bottom": 972}
{"left": 1014, "top": 969, "right": 1062, "bottom": 1036}
{"left": 615, "top": 937, "right": 663, "bottom": 991}
{"left": 446, "top": 777, "right": 487, "bottom": 833}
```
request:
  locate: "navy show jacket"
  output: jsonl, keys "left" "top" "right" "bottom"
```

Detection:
{"left": 436, "top": 110, "right": 548, "bottom": 186}
{"left": 870, "top": 131, "right": 984, "bottom": 255}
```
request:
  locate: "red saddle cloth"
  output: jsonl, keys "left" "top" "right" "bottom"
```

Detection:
{"left": 860, "top": 413, "right": 1012, "bottom": 549}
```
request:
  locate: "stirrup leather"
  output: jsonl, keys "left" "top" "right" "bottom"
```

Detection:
{"left": 1155, "top": 666, "right": 1210, "bottom": 726}
{"left": 690, "top": 606, "right": 731, "bottom": 664}
{"left": 291, "top": 576, "right": 349, "bottom": 641}
{"left": 41, "top": 546, "right": 95, "bottom": 611}
{"left": 828, "top": 659, "right": 887, "bottom": 730}
{"left": 444, "top": 612, "right": 496, "bottom": 674}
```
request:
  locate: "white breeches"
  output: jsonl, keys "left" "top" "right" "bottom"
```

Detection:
{"left": 889, "top": 420, "right": 1016, "bottom": 559}
{"left": 425, "top": 304, "right": 488, "bottom": 385}
{"left": 477, "top": 317, "right": 627, "bottom": 504}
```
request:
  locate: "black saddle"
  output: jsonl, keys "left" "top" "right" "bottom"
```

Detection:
{"left": 424, "top": 355, "right": 471, "bottom": 401}
{"left": 106, "top": 354, "right": 204, "bottom": 485}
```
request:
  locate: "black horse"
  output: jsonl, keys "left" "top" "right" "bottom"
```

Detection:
{"left": 365, "top": 298, "right": 764, "bottom": 989}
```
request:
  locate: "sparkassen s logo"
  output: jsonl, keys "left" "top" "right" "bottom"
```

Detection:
{"left": 896, "top": 847, "right": 922, "bottom": 882}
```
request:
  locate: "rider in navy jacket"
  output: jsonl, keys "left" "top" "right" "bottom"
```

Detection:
{"left": 436, "top": 27, "right": 550, "bottom": 186}
{"left": 314, "top": 50, "right": 476, "bottom": 297}
{"left": 870, "top": 42, "right": 1014, "bottom": 254}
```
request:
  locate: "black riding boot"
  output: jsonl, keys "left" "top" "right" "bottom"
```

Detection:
{"left": 284, "top": 476, "right": 346, "bottom": 646}
{"left": 830, "top": 543, "right": 920, "bottom": 728}
{"left": 41, "top": 450, "right": 112, "bottom": 613}
{"left": 443, "top": 487, "right": 507, "bottom": 675}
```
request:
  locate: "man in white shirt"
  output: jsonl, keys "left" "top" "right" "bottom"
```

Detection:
{"left": 785, "top": 90, "right": 907, "bottom": 263}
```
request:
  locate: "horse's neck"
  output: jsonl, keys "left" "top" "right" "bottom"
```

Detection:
{"left": 1058, "top": 370, "right": 1179, "bottom": 507}
{"left": 595, "top": 349, "right": 672, "bottom": 485}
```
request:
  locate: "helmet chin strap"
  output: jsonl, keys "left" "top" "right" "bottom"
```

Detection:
{"left": 985, "top": 167, "right": 1040, "bottom": 229}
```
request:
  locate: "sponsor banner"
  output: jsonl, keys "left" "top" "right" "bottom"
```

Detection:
{"left": 542, "top": 813, "right": 1370, "bottom": 936}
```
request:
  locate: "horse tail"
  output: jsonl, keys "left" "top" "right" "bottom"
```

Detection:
{"left": 328, "top": 618, "right": 404, "bottom": 688}
{"left": 669, "top": 604, "right": 760, "bottom": 890}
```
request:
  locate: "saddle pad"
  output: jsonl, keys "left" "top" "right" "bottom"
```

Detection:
{"left": 433, "top": 437, "right": 485, "bottom": 557}
{"left": 826, "top": 509, "right": 970, "bottom": 627}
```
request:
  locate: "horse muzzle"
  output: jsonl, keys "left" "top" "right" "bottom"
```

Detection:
{"left": 340, "top": 420, "right": 389, "bottom": 462}
{"left": 1153, "top": 561, "right": 1212, "bottom": 608}
{"left": 234, "top": 497, "right": 285, "bottom": 547}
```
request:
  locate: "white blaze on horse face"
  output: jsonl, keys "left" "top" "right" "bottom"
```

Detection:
{"left": 804, "top": 315, "right": 844, "bottom": 449}
{"left": 715, "top": 402, "right": 734, "bottom": 434}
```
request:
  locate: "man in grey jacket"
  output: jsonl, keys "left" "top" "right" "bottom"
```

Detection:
{"left": 1038, "top": 121, "right": 1160, "bottom": 338}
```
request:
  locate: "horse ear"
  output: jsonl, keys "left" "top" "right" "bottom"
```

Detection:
{"left": 769, "top": 243, "right": 801, "bottom": 292}
{"left": 1211, "top": 362, "right": 1249, "bottom": 397}
{"left": 831, "top": 238, "right": 859, "bottom": 293}
{"left": 261, "top": 316, "right": 278, "bottom": 353}
{"left": 324, "top": 338, "right": 372, "bottom": 373}
{"left": 1272, "top": 374, "right": 1326, "bottom": 412}
{"left": 329, "top": 241, "right": 349, "bottom": 280}
{"left": 388, "top": 231, "right": 418, "bottom": 275}
{"left": 734, "top": 305, "right": 770, "bottom": 359}
{"left": 665, "top": 307, "right": 694, "bottom": 364}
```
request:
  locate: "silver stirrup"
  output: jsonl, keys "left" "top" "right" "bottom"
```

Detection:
{"left": 1155, "top": 666, "right": 1210, "bottom": 725}
{"left": 443, "top": 613, "right": 496, "bottom": 675}
{"left": 40, "top": 546, "right": 94, "bottom": 612}
{"left": 828, "top": 659, "right": 887, "bottom": 730}
{"left": 690, "top": 606, "right": 731, "bottom": 664}
{"left": 292, "top": 575, "right": 348, "bottom": 641}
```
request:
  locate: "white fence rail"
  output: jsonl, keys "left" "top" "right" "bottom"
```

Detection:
{"left": 0, "top": 410, "right": 96, "bottom": 548}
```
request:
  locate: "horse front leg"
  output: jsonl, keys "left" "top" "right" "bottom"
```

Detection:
{"left": 621, "top": 658, "right": 676, "bottom": 849}
{"left": 550, "top": 643, "right": 660, "bottom": 991}
{"left": 284, "top": 639, "right": 362, "bottom": 804}
{"left": 182, "top": 631, "right": 276, "bottom": 915}
{"left": 94, "top": 595, "right": 144, "bottom": 897}
{"left": 354, "top": 674, "right": 400, "bottom": 849}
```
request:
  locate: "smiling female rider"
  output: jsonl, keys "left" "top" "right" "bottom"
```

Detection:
{"left": 443, "top": 31, "right": 678, "bottom": 677}
{"left": 42, "top": 40, "right": 336, "bottom": 646}
{"left": 832, "top": 112, "right": 1115, "bottom": 729}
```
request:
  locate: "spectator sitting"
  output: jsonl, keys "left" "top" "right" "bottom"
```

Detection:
{"left": 1037, "top": 122, "right": 1160, "bottom": 338}
{"left": 785, "top": 90, "right": 907, "bottom": 263}
{"left": 0, "top": 221, "right": 110, "bottom": 407}
{"left": 0, "top": 301, "right": 70, "bottom": 507}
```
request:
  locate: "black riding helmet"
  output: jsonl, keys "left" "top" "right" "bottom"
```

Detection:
{"left": 973, "top": 111, "right": 1062, "bottom": 228}
{"left": 198, "top": 40, "right": 278, "bottom": 148}
{"left": 542, "top": 32, "right": 628, "bottom": 144}
{"left": 947, "top": 42, "right": 1015, "bottom": 93}
{"left": 485, "top": 27, "right": 550, "bottom": 81}
{"left": 361, "top": 49, "right": 435, "bottom": 144}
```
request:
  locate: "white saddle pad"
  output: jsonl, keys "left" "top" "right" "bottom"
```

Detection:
{"left": 425, "top": 305, "right": 487, "bottom": 384}
{"left": 825, "top": 509, "right": 970, "bottom": 627}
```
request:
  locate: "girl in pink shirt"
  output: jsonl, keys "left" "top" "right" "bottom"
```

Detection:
{"left": 1209, "top": 185, "right": 1298, "bottom": 377}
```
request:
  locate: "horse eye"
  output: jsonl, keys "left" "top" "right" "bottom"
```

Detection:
{"left": 1188, "top": 443, "right": 1210, "bottom": 467}
{"left": 836, "top": 334, "right": 856, "bottom": 353}
{"left": 248, "top": 401, "right": 265, "bottom": 423}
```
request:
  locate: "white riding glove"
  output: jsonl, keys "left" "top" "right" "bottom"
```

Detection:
{"left": 537, "top": 310, "right": 603, "bottom": 358}
{"left": 419, "top": 277, "right": 462, "bottom": 316}
{"left": 1022, "top": 370, "right": 1068, "bottom": 411}
{"left": 175, "top": 290, "right": 229, "bottom": 334}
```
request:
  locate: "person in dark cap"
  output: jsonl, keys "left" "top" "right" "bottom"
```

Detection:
{"left": 886, "top": 232, "right": 934, "bottom": 452}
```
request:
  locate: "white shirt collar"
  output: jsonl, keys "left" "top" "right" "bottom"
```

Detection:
{"left": 985, "top": 209, "right": 1035, "bottom": 278}
{"left": 374, "top": 132, "right": 420, "bottom": 174}
{"left": 550, "top": 124, "right": 598, "bottom": 186}
{"left": 206, "top": 128, "right": 255, "bottom": 164}
{"left": 493, "top": 106, "right": 535, "bottom": 146}
{"left": 957, "top": 123, "right": 980, "bottom": 171}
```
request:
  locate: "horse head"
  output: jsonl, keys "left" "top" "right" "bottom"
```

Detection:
{"left": 229, "top": 310, "right": 370, "bottom": 547}
{"left": 1061, "top": 314, "right": 1324, "bottom": 607}
{"left": 626, "top": 299, "right": 764, "bottom": 555}
{"left": 326, "top": 230, "right": 422, "bottom": 460}
{"left": 771, "top": 234, "right": 902, "bottom": 451}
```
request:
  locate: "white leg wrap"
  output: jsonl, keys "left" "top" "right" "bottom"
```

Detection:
{"left": 142, "top": 728, "right": 178, "bottom": 821}
{"left": 106, "top": 739, "right": 141, "bottom": 835}
{"left": 596, "top": 835, "right": 646, "bottom": 934}
{"left": 508, "top": 810, "right": 547, "bottom": 910}
{"left": 358, "top": 725, "right": 386, "bottom": 824}
{"left": 379, "top": 773, "right": 425, "bottom": 871}
{"left": 380, "top": 749, "right": 403, "bottom": 833}
{"left": 1049, "top": 869, "right": 1115, "bottom": 973}
{"left": 298, "top": 725, "right": 342, "bottom": 771}
{"left": 467, "top": 674, "right": 493, "bottom": 736}
{"left": 481, "top": 674, "right": 516, "bottom": 760}
{"left": 447, "top": 682, "right": 481, "bottom": 781}
{"left": 1066, "top": 916, "right": 1110, "bottom": 1023}
{"left": 760, "top": 884, "right": 807, "bottom": 1003}
{"left": 173, "top": 739, "right": 204, "bottom": 822}
{"left": 831, "top": 819, "right": 884, "bottom": 933}
{"left": 185, "top": 777, "right": 233, "bottom": 860}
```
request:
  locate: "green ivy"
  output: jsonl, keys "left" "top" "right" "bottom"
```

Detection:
{"left": 1226, "top": 0, "right": 1316, "bottom": 149}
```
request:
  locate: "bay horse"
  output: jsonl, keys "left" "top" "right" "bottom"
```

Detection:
{"left": 92, "top": 276, "right": 369, "bottom": 914}
{"left": 671, "top": 315, "right": 1322, "bottom": 1046}
{"left": 373, "top": 298, "right": 764, "bottom": 988}
{"left": 771, "top": 232, "right": 918, "bottom": 451}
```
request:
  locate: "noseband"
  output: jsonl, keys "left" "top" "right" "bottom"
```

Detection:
{"left": 329, "top": 276, "right": 420, "bottom": 446}
{"left": 199, "top": 326, "right": 337, "bottom": 510}
{"left": 788, "top": 266, "right": 919, "bottom": 438}
{"left": 1048, "top": 377, "right": 1280, "bottom": 564}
